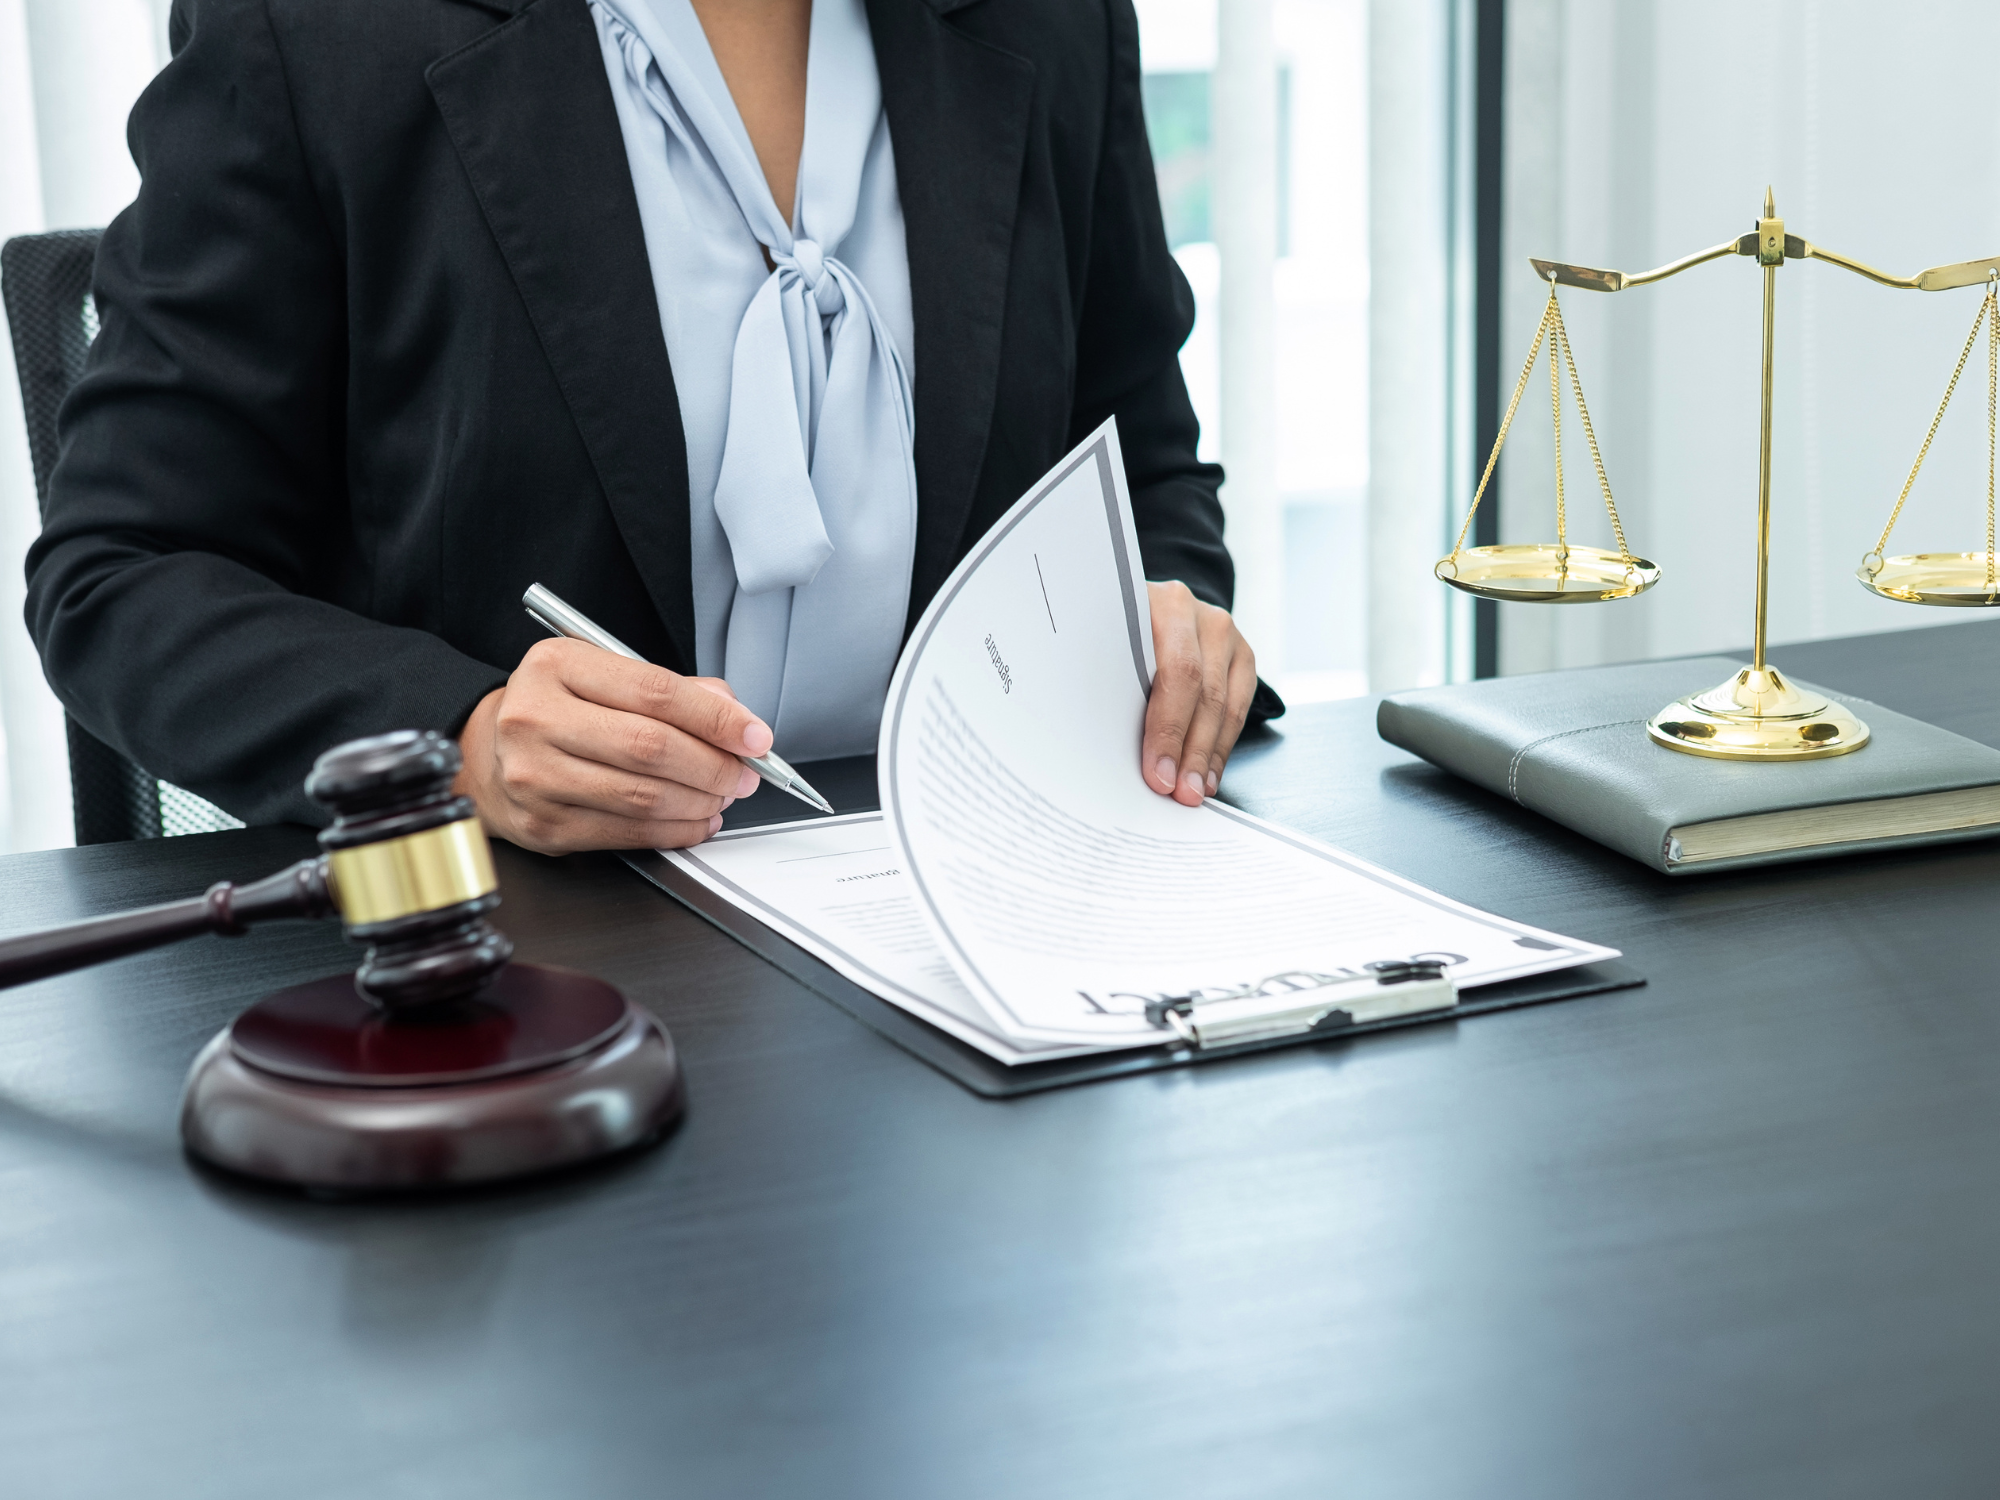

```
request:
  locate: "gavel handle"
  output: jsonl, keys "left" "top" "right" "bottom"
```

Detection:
{"left": 0, "top": 857, "right": 337, "bottom": 992}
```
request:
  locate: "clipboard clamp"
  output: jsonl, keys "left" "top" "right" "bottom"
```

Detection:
{"left": 1143, "top": 961, "right": 1458, "bottom": 1051}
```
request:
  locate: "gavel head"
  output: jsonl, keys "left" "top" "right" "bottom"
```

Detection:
{"left": 307, "top": 730, "right": 512, "bottom": 1011}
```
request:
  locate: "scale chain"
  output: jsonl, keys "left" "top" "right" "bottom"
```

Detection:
{"left": 1867, "top": 279, "right": 1995, "bottom": 571}
{"left": 1550, "top": 282, "right": 1567, "bottom": 559}
{"left": 1443, "top": 279, "right": 1635, "bottom": 571}
{"left": 1444, "top": 289, "right": 1554, "bottom": 562}
{"left": 1548, "top": 291, "right": 1635, "bottom": 562}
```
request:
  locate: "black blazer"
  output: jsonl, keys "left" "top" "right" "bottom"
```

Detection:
{"left": 27, "top": 0, "right": 1236, "bottom": 825}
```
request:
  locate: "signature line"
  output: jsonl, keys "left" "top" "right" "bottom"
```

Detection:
{"left": 1034, "top": 553, "right": 1057, "bottom": 633}
{"left": 777, "top": 846, "right": 892, "bottom": 864}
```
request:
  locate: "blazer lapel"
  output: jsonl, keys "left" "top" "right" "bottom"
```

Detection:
{"left": 428, "top": 0, "right": 698, "bottom": 670}
{"left": 866, "top": 0, "right": 1036, "bottom": 617}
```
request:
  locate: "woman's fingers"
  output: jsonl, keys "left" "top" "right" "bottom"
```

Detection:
{"left": 458, "top": 640, "right": 772, "bottom": 855}
{"left": 1168, "top": 635, "right": 1231, "bottom": 804}
{"left": 542, "top": 639, "right": 772, "bottom": 757}
{"left": 507, "top": 641, "right": 760, "bottom": 796}
{"left": 1171, "top": 609, "right": 1255, "bottom": 806}
{"left": 499, "top": 733, "right": 738, "bottom": 823}
{"left": 529, "top": 692, "right": 756, "bottom": 800}
{"left": 1208, "top": 644, "right": 1261, "bottom": 794}
{"left": 1141, "top": 582, "right": 1206, "bottom": 795}
{"left": 1140, "top": 581, "right": 1257, "bottom": 804}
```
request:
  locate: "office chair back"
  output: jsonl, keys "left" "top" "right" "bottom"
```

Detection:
{"left": 1, "top": 229, "right": 243, "bottom": 844}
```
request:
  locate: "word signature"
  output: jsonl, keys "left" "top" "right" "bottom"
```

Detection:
{"left": 984, "top": 633, "right": 1012, "bottom": 694}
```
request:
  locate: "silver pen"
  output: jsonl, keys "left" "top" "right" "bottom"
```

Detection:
{"left": 521, "top": 583, "right": 835, "bottom": 816}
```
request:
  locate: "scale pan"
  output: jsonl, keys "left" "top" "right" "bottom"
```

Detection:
{"left": 1856, "top": 552, "right": 2000, "bottom": 607}
{"left": 1435, "top": 544, "right": 1660, "bottom": 603}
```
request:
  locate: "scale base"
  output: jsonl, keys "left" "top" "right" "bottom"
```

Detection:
{"left": 181, "top": 962, "right": 683, "bottom": 1192}
{"left": 1647, "top": 665, "right": 1870, "bottom": 760}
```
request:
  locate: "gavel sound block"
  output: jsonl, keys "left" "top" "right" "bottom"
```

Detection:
{"left": 0, "top": 731, "right": 683, "bottom": 1192}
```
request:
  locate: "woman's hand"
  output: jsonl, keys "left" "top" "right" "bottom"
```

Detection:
{"left": 456, "top": 638, "right": 766, "bottom": 853}
{"left": 1141, "top": 580, "right": 1258, "bottom": 806}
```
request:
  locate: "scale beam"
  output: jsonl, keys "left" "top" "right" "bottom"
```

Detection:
{"left": 1795, "top": 244, "right": 2000, "bottom": 292}
{"left": 1530, "top": 239, "right": 1744, "bottom": 293}
{"left": 1533, "top": 239, "right": 2000, "bottom": 295}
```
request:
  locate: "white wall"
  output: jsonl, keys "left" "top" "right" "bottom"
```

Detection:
{"left": 0, "top": 0, "right": 59, "bottom": 856}
{"left": 23, "top": 0, "right": 162, "bottom": 229}
{"left": 1499, "top": 0, "right": 2000, "bottom": 675}
{"left": 0, "top": 0, "right": 168, "bottom": 851}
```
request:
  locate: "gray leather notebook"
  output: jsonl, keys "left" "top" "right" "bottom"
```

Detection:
{"left": 1377, "top": 657, "right": 2000, "bottom": 875}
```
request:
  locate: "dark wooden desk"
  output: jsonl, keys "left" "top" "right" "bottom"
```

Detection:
{"left": 6, "top": 623, "right": 2000, "bottom": 1498}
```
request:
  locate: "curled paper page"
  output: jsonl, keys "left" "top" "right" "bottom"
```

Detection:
{"left": 877, "top": 420, "right": 1618, "bottom": 1049}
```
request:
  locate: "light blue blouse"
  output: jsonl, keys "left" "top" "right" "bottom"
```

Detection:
{"left": 590, "top": 0, "right": 917, "bottom": 760}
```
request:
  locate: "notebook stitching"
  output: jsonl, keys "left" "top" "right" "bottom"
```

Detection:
{"left": 1508, "top": 719, "right": 1647, "bottom": 801}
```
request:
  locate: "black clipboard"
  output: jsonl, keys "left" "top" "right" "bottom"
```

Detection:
{"left": 616, "top": 837, "right": 1645, "bottom": 1099}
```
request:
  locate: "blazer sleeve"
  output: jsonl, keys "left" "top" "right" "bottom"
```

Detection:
{"left": 1066, "top": 0, "right": 1233, "bottom": 615}
{"left": 23, "top": 0, "right": 508, "bottom": 827}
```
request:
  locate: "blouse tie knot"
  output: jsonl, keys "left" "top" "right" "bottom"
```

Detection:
{"left": 783, "top": 238, "right": 845, "bottom": 317}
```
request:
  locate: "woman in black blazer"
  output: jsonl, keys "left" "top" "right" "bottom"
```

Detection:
{"left": 27, "top": 0, "right": 1267, "bottom": 849}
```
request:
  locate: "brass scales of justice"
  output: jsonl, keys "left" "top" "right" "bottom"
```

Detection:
{"left": 1437, "top": 188, "right": 2000, "bottom": 761}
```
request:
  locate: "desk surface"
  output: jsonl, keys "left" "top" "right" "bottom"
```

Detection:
{"left": 7, "top": 623, "right": 2000, "bottom": 1499}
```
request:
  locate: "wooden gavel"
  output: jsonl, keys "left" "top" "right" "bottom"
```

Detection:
{"left": 0, "top": 730, "right": 512, "bottom": 1008}
{"left": 0, "top": 730, "right": 683, "bottom": 1192}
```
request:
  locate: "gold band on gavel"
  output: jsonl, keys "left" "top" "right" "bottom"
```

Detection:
{"left": 326, "top": 817, "right": 498, "bottom": 927}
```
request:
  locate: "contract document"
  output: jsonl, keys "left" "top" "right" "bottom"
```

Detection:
{"left": 666, "top": 421, "right": 1619, "bottom": 1065}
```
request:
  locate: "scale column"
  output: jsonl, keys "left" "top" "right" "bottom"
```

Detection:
{"left": 1752, "top": 195, "right": 1780, "bottom": 671}
{"left": 1644, "top": 189, "right": 1870, "bottom": 761}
